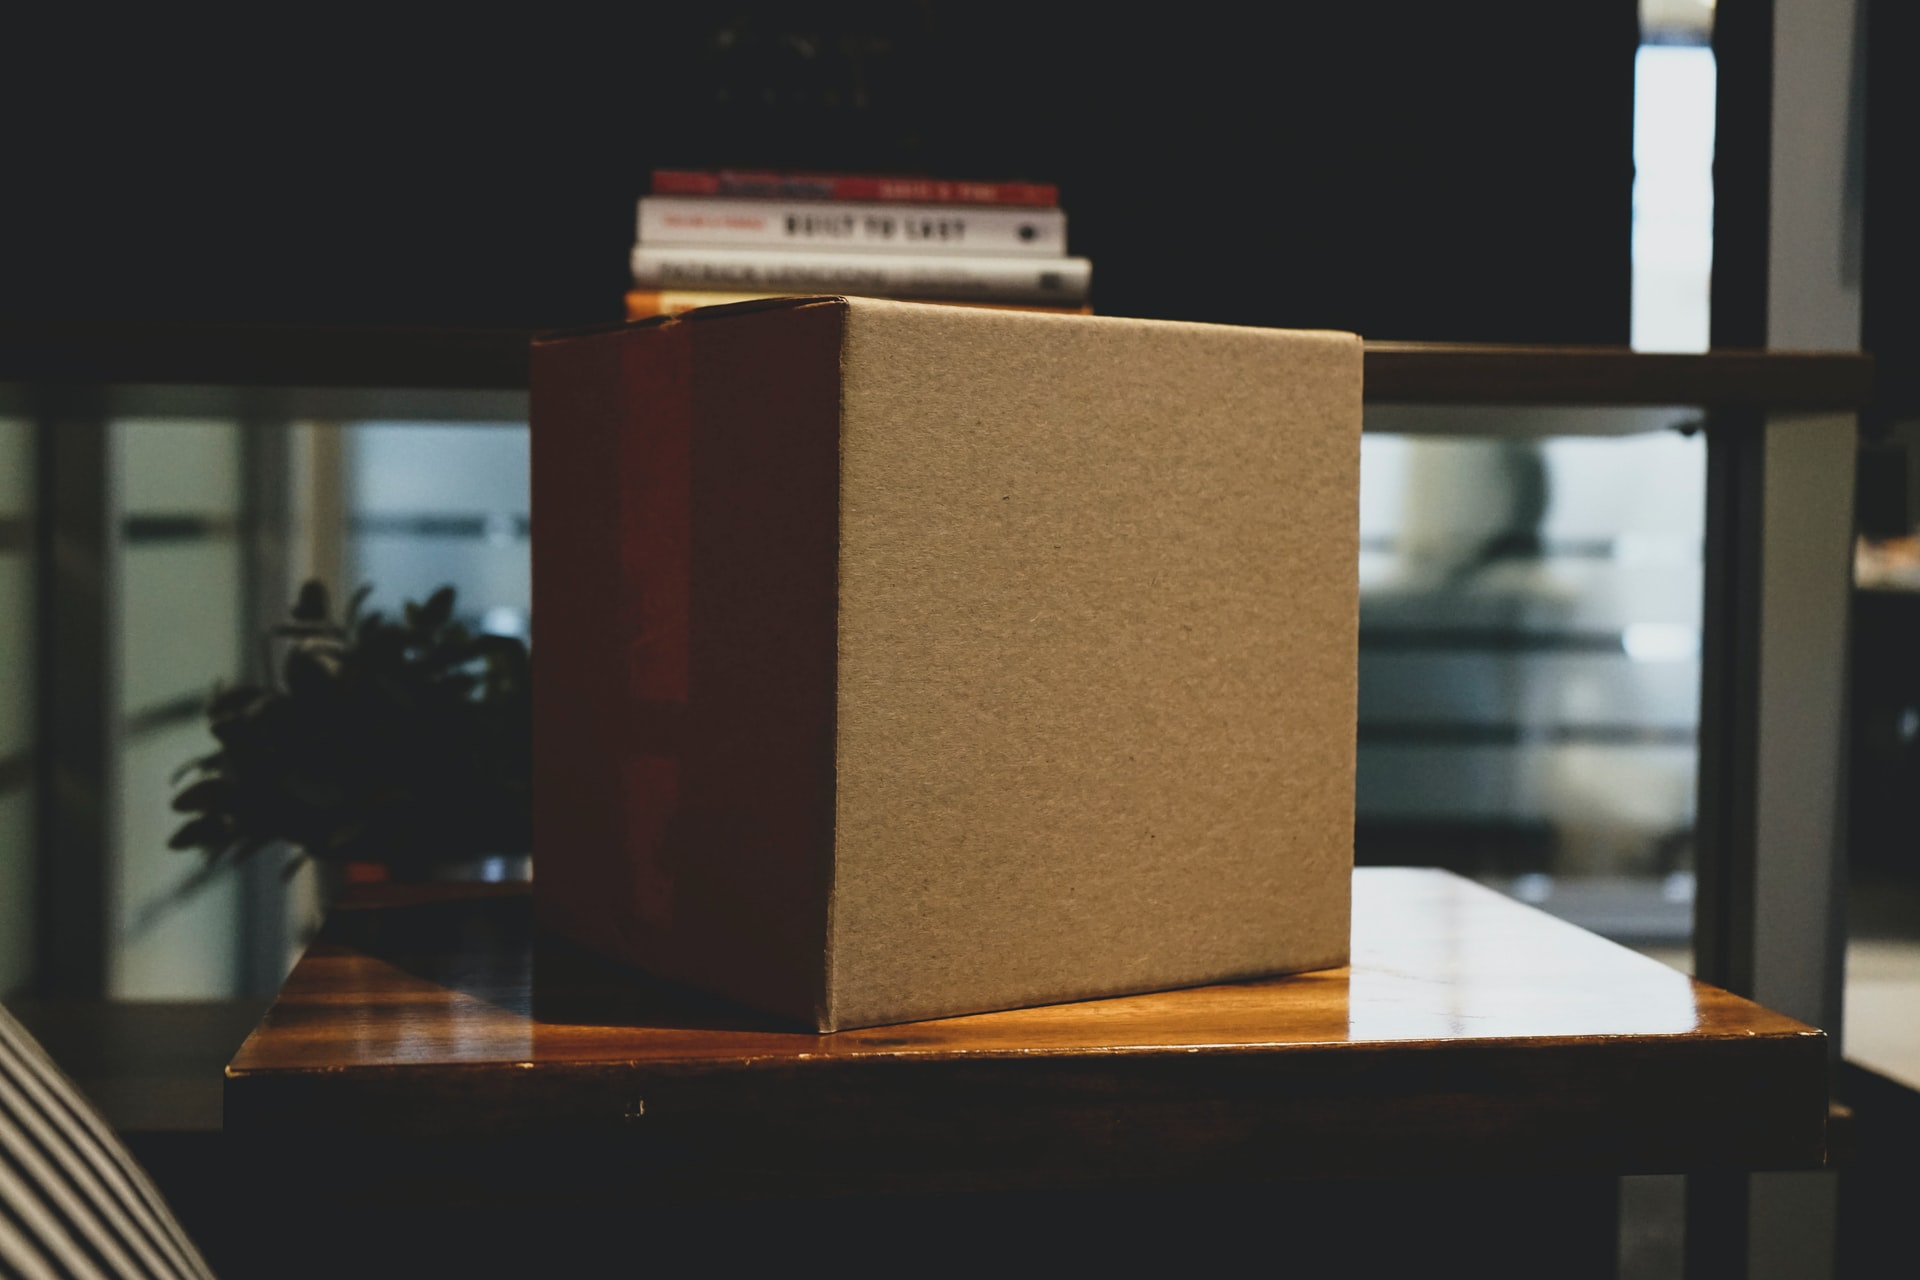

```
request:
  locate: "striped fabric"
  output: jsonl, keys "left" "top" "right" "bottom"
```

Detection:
{"left": 0, "top": 1002, "right": 216, "bottom": 1280}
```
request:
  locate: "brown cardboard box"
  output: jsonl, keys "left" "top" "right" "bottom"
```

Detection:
{"left": 531, "top": 296, "right": 1361, "bottom": 1031}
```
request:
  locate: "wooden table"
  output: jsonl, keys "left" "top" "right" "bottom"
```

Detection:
{"left": 222, "top": 868, "right": 1826, "bottom": 1276}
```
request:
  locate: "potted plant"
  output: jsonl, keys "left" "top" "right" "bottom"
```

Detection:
{"left": 169, "top": 580, "right": 532, "bottom": 886}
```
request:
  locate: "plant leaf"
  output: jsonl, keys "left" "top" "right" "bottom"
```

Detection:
{"left": 168, "top": 815, "right": 231, "bottom": 851}
{"left": 208, "top": 685, "right": 265, "bottom": 718}
{"left": 269, "top": 621, "right": 344, "bottom": 640}
{"left": 170, "top": 751, "right": 223, "bottom": 785}
{"left": 171, "top": 777, "right": 227, "bottom": 814}
{"left": 174, "top": 573, "right": 535, "bottom": 878}
{"left": 284, "top": 645, "right": 339, "bottom": 698}
{"left": 420, "top": 585, "right": 456, "bottom": 631}
{"left": 291, "top": 579, "right": 330, "bottom": 624}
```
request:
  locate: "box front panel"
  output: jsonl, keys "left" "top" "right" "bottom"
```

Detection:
{"left": 533, "top": 327, "right": 652, "bottom": 965}
{"left": 830, "top": 301, "right": 1361, "bottom": 1029}
{"left": 533, "top": 304, "right": 844, "bottom": 1025}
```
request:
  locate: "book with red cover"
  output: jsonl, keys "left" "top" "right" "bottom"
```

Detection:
{"left": 625, "top": 289, "right": 1093, "bottom": 320}
{"left": 651, "top": 169, "right": 1059, "bottom": 208}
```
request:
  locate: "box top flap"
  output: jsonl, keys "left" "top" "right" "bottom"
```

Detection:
{"left": 533, "top": 297, "right": 849, "bottom": 346}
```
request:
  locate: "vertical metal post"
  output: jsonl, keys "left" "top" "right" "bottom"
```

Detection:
{"left": 275, "top": 419, "right": 348, "bottom": 961}
{"left": 1690, "top": 407, "right": 1765, "bottom": 1280}
{"left": 33, "top": 388, "right": 116, "bottom": 998}
{"left": 1690, "top": 409, "right": 1853, "bottom": 1025}
{"left": 1747, "top": 410, "right": 1855, "bottom": 1280}
{"left": 1694, "top": 411, "right": 1765, "bottom": 1003}
{"left": 1692, "top": 418, "right": 1858, "bottom": 1280}
{"left": 236, "top": 397, "right": 294, "bottom": 996}
{"left": 1694, "top": 0, "right": 1864, "bottom": 1276}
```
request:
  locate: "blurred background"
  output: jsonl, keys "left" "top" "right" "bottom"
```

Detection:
{"left": 0, "top": 0, "right": 1728, "bottom": 999}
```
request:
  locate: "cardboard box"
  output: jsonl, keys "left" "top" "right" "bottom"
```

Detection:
{"left": 531, "top": 296, "right": 1361, "bottom": 1031}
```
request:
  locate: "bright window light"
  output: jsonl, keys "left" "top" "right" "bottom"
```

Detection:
{"left": 1632, "top": 43, "right": 1717, "bottom": 352}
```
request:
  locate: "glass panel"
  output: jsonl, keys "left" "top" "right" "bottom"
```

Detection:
{"left": 350, "top": 423, "right": 527, "bottom": 513}
{"left": 120, "top": 543, "right": 245, "bottom": 718}
{"left": 110, "top": 416, "right": 246, "bottom": 997}
{"left": 111, "top": 720, "right": 239, "bottom": 998}
{"left": 344, "top": 422, "right": 531, "bottom": 638}
{"left": 115, "top": 418, "right": 242, "bottom": 514}
{"left": 1355, "top": 428, "right": 1705, "bottom": 952}
{"left": 116, "top": 414, "right": 245, "bottom": 716}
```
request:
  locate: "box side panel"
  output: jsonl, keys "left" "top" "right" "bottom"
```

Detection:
{"left": 532, "top": 328, "right": 656, "bottom": 963}
{"left": 830, "top": 301, "right": 1360, "bottom": 1029}
{"left": 532, "top": 308, "right": 843, "bottom": 1027}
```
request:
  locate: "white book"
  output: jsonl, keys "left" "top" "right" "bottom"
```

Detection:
{"left": 637, "top": 195, "right": 1068, "bottom": 257}
{"left": 630, "top": 244, "right": 1092, "bottom": 305}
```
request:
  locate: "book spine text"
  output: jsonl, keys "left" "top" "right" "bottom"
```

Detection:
{"left": 638, "top": 196, "right": 1067, "bottom": 256}
{"left": 630, "top": 246, "right": 1091, "bottom": 305}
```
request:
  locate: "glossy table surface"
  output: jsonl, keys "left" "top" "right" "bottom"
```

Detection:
{"left": 225, "top": 867, "right": 1829, "bottom": 1195}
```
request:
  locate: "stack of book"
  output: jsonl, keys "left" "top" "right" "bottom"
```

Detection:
{"left": 627, "top": 169, "right": 1093, "bottom": 318}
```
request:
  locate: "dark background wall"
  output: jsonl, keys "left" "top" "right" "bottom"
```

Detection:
{"left": 0, "top": 4, "right": 1636, "bottom": 342}
{"left": 1864, "top": 0, "right": 1920, "bottom": 417}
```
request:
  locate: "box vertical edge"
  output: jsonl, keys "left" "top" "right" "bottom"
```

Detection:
{"left": 676, "top": 300, "right": 847, "bottom": 1025}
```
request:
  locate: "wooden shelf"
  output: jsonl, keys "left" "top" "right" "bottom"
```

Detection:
{"left": 224, "top": 868, "right": 1827, "bottom": 1198}
{"left": 1364, "top": 341, "right": 1874, "bottom": 409}
{"left": 1, "top": 320, "right": 1876, "bottom": 410}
